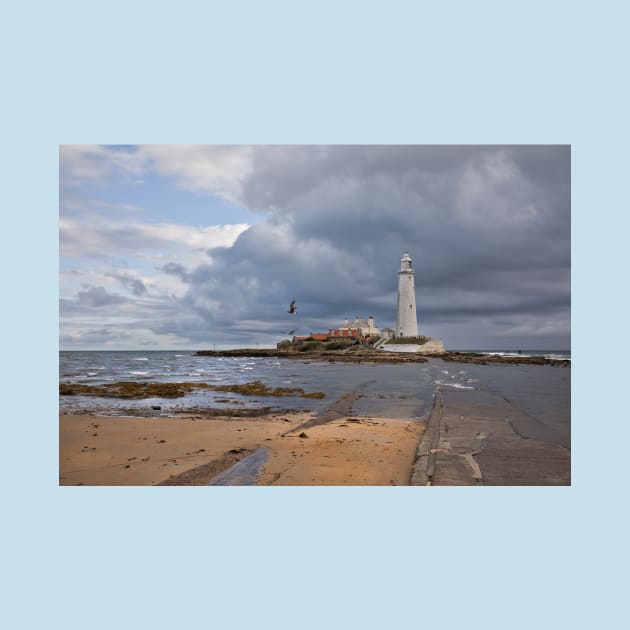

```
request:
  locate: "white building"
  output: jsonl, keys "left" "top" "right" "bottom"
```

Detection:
{"left": 395, "top": 252, "right": 419, "bottom": 337}
{"left": 338, "top": 316, "right": 379, "bottom": 337}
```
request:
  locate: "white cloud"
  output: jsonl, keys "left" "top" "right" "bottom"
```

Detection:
{"left": 138, "top": 221, "right": 249, "bottom": 250}
{"left": 59, "top": 145, "right": 146, "bottom": 185}
{"left": 60, "top": 145, "right": 254, "bottom": 204}
{"left": 59, "top": 216, "right": 249, "bottom": 258}
{"left": 139, "top": 145, "right": 253, "bottom": 203}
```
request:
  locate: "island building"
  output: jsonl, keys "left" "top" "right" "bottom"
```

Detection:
{"left": 332, "top": 316, "right": 379, "bottom": 338}
{"left": 291, "top": 316, "right": 380, "bottom": 344}
{"left": 396, "top": 252, "right": 418, "bottom": 338}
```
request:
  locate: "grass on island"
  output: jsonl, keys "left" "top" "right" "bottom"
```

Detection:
{"left": 277, "top": 338, "right": 375, "bottom": 352}
{"left": 59, "top": 380, "right": 326, "bottom": 400}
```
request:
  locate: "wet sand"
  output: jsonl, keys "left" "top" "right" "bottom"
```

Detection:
{"left": 59, "top": 412, "right": 424, "bottom": 486}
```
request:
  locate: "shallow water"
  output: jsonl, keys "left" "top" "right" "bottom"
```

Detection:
{"left": 208, "top": 448, "right": 270, "bottom": 486}
{"left": 59, "top": 351, "right": 570, "bottom": 446}
{"left": 59, "top": 351, "right": 437, "bottom": 419}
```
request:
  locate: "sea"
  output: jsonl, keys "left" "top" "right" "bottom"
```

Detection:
{"left": 59, "top": 350, "right": 570, "bottom": 444}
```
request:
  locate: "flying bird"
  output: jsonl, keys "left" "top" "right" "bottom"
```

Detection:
{"left": 287, "top": 329, "right": 296, "bottom": 336}
{"left": 288, "top": 300, "right": 297, "bottom": 314}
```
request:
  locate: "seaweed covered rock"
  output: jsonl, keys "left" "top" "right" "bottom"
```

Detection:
{"left": 58, "top": 380, "right": 326, "bottom": 400}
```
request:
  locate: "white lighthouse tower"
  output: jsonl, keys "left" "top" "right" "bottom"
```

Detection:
{"left": 396, "top": 252, "right": 418, "bottom": 338}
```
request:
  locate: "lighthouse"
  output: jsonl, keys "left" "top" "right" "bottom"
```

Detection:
{"left": 396, "top": 252, "right": 418, "bottom": 338}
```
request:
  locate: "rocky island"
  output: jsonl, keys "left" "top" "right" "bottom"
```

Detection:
{"left": 194, "top": 346, "right": 570, "bottom": 367}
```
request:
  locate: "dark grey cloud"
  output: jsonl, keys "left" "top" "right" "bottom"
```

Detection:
{"left": 107, "top": 271, "right": 148, "bottom": 296}
{"left": 60, "top": 284, "right": 128, "bottom": 317}
{"left": 248, "top": 146, "right": 569, "bottom": 284}
{"left": 162, "top": 262, "right": 190, "bottom": 281}
{"left": 164, "top": 146, "right": 570, "bottom": 348}
{"left": 60, "top": 327, "right": 132, "bottom": 345}
{"left": 76, "top": 286, "right": 127, "bottom": 308}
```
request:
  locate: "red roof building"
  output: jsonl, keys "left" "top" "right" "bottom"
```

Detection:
{"left": 309, "top": 333, "right": 329, "bottom": 341}
{"left": 291, "top": 318, "right": 379, "bottom": 345}
{"left": 327, "top": 328, "right": 364, "bottom": 340}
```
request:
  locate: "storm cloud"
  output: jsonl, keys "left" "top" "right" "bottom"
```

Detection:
{"left": 59, "top": 145, "right": 570, "bottom": 349}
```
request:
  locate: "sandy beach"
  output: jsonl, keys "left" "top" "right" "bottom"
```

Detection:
{"left": 59, "top": 411, "right": 424, "bottom": 486}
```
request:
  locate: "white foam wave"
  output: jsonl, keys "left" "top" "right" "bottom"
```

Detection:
{"left": 486, "top": 351, "right": 535, "bottom": 357}
{"left": 435, "top": 380, "right": 475, "bottom": 390}
{"left": 133, "top": 357, "right": 149, "bottom": 361}
{"left": 87, "top": 372, "right": 99, "bottom": 376}
{"left": 129, "top": 371, "right": 149, "bottom": 376}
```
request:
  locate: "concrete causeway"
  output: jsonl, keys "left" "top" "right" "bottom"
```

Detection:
{"left": 411, "top": 386, "right": 570, "bottom": 486}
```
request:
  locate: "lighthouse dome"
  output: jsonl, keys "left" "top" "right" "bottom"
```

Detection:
{"left": 400, "top": 252, "right": 413, "bottom": 272}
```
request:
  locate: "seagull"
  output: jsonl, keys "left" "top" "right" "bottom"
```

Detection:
{"left": 287, "top": 329, "right": 296, "bottom": 336}
{"left": 288, "top": 300, "right": 297, "bottom": 314}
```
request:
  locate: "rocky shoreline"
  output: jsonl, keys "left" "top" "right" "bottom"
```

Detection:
{"left": 196, "top": 347, "right": 429, "bottom": 363}
{"left": 431, "top": 351, "right": 570, "bottom": 367}
{"left": 194, "top": 347, "right": 570, "bottom": 367}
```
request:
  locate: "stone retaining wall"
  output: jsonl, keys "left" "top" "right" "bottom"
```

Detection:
{"left": 381, "top": 339, "right": 445, "bottom": 354}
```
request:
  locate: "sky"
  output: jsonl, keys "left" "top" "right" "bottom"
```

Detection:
{"left": 59, "top": 145, "right": 570, "bottom": 350}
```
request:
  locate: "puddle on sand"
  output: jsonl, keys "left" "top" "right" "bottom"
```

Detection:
{"left": 208, "top": 447, "right": 269, "bottom": 485}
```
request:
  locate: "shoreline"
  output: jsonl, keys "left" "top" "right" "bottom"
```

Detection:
{"left": 59, "top": 411, "right": 424, "bottom": 486}
{"left": 59, "top": 354, "right": 569, "bottom": 486}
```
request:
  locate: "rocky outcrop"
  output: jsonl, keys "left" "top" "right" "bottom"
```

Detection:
{"left": 425, "top": 352, "right": 570, "bottom": 367}
{"left": 195, "top": 347, "right": 429, "bottom": 363}
{"left": 59, "top": 380, "right": 326, "bottom": 399}
{"left": 194, "top": 347, "right": 568, "bottom": 366}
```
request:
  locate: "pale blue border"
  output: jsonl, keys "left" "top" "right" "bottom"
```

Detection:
{"left": 4, "top": 1, "right": 627, "bottom": 628}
